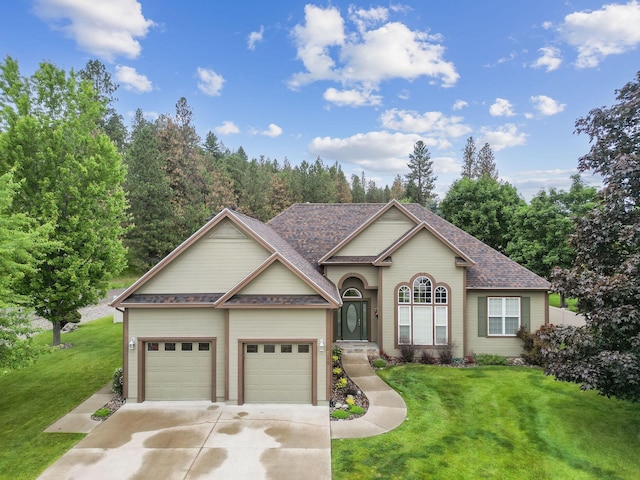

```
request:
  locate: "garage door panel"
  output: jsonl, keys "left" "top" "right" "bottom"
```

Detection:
{"left": 244, "top": 343, "right": 311, "bottom": 404}
{"left": 146, "top": 341, "right": 213, "bottom": 401}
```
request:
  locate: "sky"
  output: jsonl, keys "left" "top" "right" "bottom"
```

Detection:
{"left": 1, "top": 1, "right": 640, "bottom": 200}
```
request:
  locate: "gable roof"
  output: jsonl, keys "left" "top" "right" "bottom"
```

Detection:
{"left": 269, "top": 202, "right": 550, "bottom": 290}
{"left": 112, "top": 208, "right": 341, "bottom": 307}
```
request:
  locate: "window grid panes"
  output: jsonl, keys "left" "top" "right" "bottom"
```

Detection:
{"left": 398, "top": 286, "right": 411, "bottom": 303}
{"left": 435, "top": 286, "right": 447, "bottom": 304}
{"left": 413, "top": 277, "right": 432, "bottom": 303}
{"left": 488, "top": 297, "right": 521, "bottom": 336}
{"left": 398, "top": 282, "right": 448, "bottom": 346}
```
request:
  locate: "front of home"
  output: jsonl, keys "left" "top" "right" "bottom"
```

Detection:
{"left": 112, "top": 200, "right": 550, "bottom": 406}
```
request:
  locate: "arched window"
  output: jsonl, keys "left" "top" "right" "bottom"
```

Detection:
{"left": 342, "top": 288, "right": 362, "bottom": 299}
{"left": 397, "top": 278, "right": 448, "bottom": 347}
{"left": 413, "top": 276, "right": 432, "bottom": 303}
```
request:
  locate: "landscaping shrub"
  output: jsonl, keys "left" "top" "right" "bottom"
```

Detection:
{"left": 517, "top": 324, "right": 554, "bottom": 365}
{"left": 332, "top": 345, "right": 343, "bottom": 359}
{"left": 331, "top": 409, "right": 350, "bottom": 419}
{"left": 437, "top": 342, "right": 455, "bottom": 364}
{"left": 335, "top": 377, "right": 347, "bottom": 389}
{"left": 112, "top": 367, "right": 123, "bottom": 396}
{"left": 348, "top": 405, "right": 365, "bottom": 415}
{"left": 399, "top": 345, "right": 415, "bottom": 363}
{"left": 372, "top": 357, "right": 387, "bottom": 368}
{"left": 93, "top": 407, "right": 110, "bottom": 418}
{"left": 419, "top": 350, "right": 438, "bottom": 365}
{"left": 473, "top": 353, "right": 509, "bottom": 366}
{"left": 333, "top": 367, "right": 342, "bottom": 375}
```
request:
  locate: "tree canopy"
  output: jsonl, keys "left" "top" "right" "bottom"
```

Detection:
{"left": 545, "top": 71, "right": 640, "bottom": 401}
{"left": 405, "top": 140, "right": 437, "bottom": 206}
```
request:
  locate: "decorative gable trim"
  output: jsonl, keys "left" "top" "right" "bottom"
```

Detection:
{"left": 318, "top": 200, "right": 420, "bottom": 264}
{"left": 214, "top": 253, "right": 341, "bottom": 309}
{"left": 372, "top": 222, "right": 475, "bottom": 266}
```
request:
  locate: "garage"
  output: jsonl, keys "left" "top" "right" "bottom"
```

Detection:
{"left": 145, "top": 340, "right": 214, "bottom": 401}
{"left": 243, "top": 342, "right": 313, "bottom": 404}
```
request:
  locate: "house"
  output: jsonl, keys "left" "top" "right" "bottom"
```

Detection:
{"left": 111, "top": 200, "right": 550, "bottom": 405}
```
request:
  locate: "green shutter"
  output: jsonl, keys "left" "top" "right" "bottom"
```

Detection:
{"left": 521, "top": 297, "right": 530, "bottom": 332}
{"left": 477, "top": 297, "right": 487, "bottom": 337}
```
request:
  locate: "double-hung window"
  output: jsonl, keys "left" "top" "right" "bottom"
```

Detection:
{"left": 488, "top": 297, "right": 521, "bottom": 336}
{"left": 397, "top": 276, "right": 448, "bottom": 346}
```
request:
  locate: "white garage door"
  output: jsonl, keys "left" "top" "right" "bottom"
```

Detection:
{"left": 145, "top": 341, "right": 213, "bottom": 400}
{"left": 244, "top": 343, "right": 312, "bottom": 403}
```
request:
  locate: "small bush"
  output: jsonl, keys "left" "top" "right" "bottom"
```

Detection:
{"left": 332, "top": 345, "right": 343, "bottom": 359}
{"left": 438, "top": 342, "right": 455, "bottom": 364}
{"left": 372, "top": 357, "right": 387, "bottom": 368}
{"left": 346, "top": 396, "right": 355, "bottom": 406}
{"left": 112, "top": 367, "right": 123, "bottom": 396}
{"left": 379, "top": 349, "right": 392, "bottom": 362}
{"left": 93, "top": 407, "right": 110, "bottom": 418}
{"left": 517, "top": 324, "right": 554, "bottom": 365}
{"left": 419, "top": 350, "right": 438, "bottom": 365}
{"left": 399, "top": 345, "right": 415, "bottom": 363}
{"left": 348, "top": 405, "right": 365, "bottom": 415}
{"left": 332, "top": 409, "right": 350, "bottom": 419}
{"left": 335, "top": 377, "right": 347, "bottom": 389}
{"left": 473, "top": 353, "right": 508, "bottom": 365}
{"left": 333, "top": 367, "right": 342, "bottom": 375}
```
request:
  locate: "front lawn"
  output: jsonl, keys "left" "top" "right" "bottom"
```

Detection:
{"left": 332, "top": 365, "right": 640, "bottom": 480}
{"left": 0, "top": 317, "right": 121, "bottom": 479}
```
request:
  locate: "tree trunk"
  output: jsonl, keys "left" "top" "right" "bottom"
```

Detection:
{"left": 52, "top": 321, "right": 62, "bottom": 346}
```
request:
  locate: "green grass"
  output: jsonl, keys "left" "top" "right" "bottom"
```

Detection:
{"left": 332, "top": 365, "right": 640, "bottom": 480}
{"left": 108, "top": 272, "right": 140, "bottom": 289}
{"left": 0, "top": 317, "right": 122, "bottom": 479}
{"left": 549, "top": 293, "right": 578, "bottom": 312}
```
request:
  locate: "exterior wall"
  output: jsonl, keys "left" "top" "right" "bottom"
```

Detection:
{"left": 336, "top": 208, "right": 415, "bottom": 257}
{"left": 379, "top": 230, "right": 466, "bottom": 357}
{"left": 325, "top": 265, "right": 378, "bottom": 289}
{"left": 466, "top": 290, "right": 548, "bottom": 357}
{"left": 126, "top": 308, "right": 226, "bottom": 402}
{"left": 240, "top": 262, "right": 316, "bottom": 295}
{"left": 227, "top": 309, "right": 329, "bottom": 405}
{"left": 329, "top": 272, "right": 379, "bottom": 342}
{"left": 139, "top": 220, "right": 271, "bottom": 294}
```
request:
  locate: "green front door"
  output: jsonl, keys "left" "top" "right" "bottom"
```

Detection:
{"left": 341, "top": 301, "right": 367, "bottom": 341}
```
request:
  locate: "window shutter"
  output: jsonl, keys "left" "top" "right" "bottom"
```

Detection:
{"left": 477, "top": 297, "right": 487, "bottom": 337}
{"left": 521, "top": 297, "right": 530, "bottom": 332}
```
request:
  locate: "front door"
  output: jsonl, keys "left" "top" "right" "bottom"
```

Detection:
{"left": 341, "top": 301, "right": 367, "bottom": 340}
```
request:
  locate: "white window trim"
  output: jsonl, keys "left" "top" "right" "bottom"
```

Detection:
{"left": 397, "top": 281, "right": 448, "bottom": 346}
{"left": 487, "top": 297, "right": 521, "bottom": 336}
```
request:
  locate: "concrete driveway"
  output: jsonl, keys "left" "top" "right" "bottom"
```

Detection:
{"left": 38, "top": 402, "right": 331, "bottom": 480}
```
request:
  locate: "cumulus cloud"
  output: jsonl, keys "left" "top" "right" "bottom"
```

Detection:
{"left": 323, "top": 87, "right": 382, "bottom": 107}
{"left": 260, "top": 123, "right": 283, "bottom": 137}
{"left": 215, "top": 121, "right": 240, "bottom": 135}
{"left": 197, "top": 67, "right": 225, "bottom": 96}
{"left": 480, "top": 124, "right": 527, "bottom": 151}
{"left": 33, "top": 0, "right": 155, "bottom": 61}
{"left": 558, "top": 0, "right": 640, "bottom": 68}
{"left": 453, "top": 100, "right": 468, "bottom": 110}
{"left": 531, "top": 46, "right": 563, "bottom": 72}
{"left": 309, "top": 131, "right": 457, "bottom": 174}
{"left": 379, "top": 108, "right": 471, "bottom": 139}
{"left": 115, "top": 65, "right": 152, "bottom": 93}
{"left": 289, "top": 4, "right": 458, "bottom": 96}
{"left": 489, "top": 98, "right": 515, "bottom": 117}
{"left": 248, "top": 25, "right": 264, "bottom": 50}
{"left": 530, "top": 95, "right": 566, "bottom": 116}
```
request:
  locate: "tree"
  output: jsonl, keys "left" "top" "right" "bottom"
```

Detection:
{"left": 389, "top": 174, "right": 405, "bottom": 200}
{"left": 405, "top": 140, "right": 437, "bottom": 205}
{"left": 0, "top": 56, "right": 128, "bottom": 345}
{"left": 505, "top": 175, "right": 597, "bottom": 294}
{"left": 440, "top": 176, "right": 524, "bottom": 253}
{"left": 461, "top": 137, "right": 477, "bottom": 178}
{"left": 475, "top": 142, "right": 498, "bottom": 179}
{"left": 545, "top": 71, "right": 640, "bottom": 401}
{"left": 351, "top": 173, "right": 366, "bottom": 203}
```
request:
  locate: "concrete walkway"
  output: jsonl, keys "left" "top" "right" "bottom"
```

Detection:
{"left": 330, "top": 353, "right": 407, "bottom": 439}
{"left": 44, "top": 383, "right": 115, "bottom": 434}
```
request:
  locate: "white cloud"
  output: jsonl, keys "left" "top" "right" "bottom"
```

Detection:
{"left": 215, "top": 121, "right": 240, "bottom": 135}
{"left": 480, "top": 124, "right": 527, "bottom": 151}
{"left": 260, "top": 123, "right": 283, "bottom": 138}
{"left": 531, "top": 46, "right": 562, "bottom": 72}
{"left": 380, "top": 108, "right": 471, "bottom": 139}
{"left": 33, "top": 0, "right": 155, "bottom": 61}
{"left": 559, "top": 0, "right": 640, "bottom": 68}
{"left": 323, "top": 87, "right": 382, "bottom": 107}
{"left": 489, "top": 98, "right": 515, "bottom": 117}
{"left": 289, "top": 4, "right": 458, "bottom": 94}
{"left": 197, "top": 67, "right": 225, "bottom": 96}
{"left": 530, "top": 95, "right": 566, "bottom": 116}
{"left": 115, "top": 65, "right": 152, "bottom": 93}
{"left": 309, "top": 131, "right": 457, "bottom": 174}
{"left": 248, "top": 25, "right": 264, "bottom": 50}
{"left": 453, "top": 100, "right": 468, "bottom": 110}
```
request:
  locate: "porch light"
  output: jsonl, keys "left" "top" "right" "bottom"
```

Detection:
{"left": 129, "top": 337, "right": 135, "bottom": 350}
{"left": 319, "top": 339, "right": 325, "bottom": 352}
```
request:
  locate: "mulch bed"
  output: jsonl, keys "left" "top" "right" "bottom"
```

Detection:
{"left": 91, "top": 395, "right": 126, "bottom": 422}
{"left": 330, "top": 356, "right": 369, "bottom": 421}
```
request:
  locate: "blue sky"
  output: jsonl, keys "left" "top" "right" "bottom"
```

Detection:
{"left": 2, "top": 1, "right": 640, "bottom": 200}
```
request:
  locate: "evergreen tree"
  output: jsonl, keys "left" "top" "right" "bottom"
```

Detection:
{"left": 405, "top": 140, "right": 437, "bottom": 205}
{"left": 461, "top": 136, "right": 477, "bottom": 178}
{"left": 475, "top": 142, "right": 499, "bottom": 179}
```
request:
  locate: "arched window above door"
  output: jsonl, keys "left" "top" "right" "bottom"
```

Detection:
{"left": 342, "top": 288, "right": 362, "bottom": 299}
